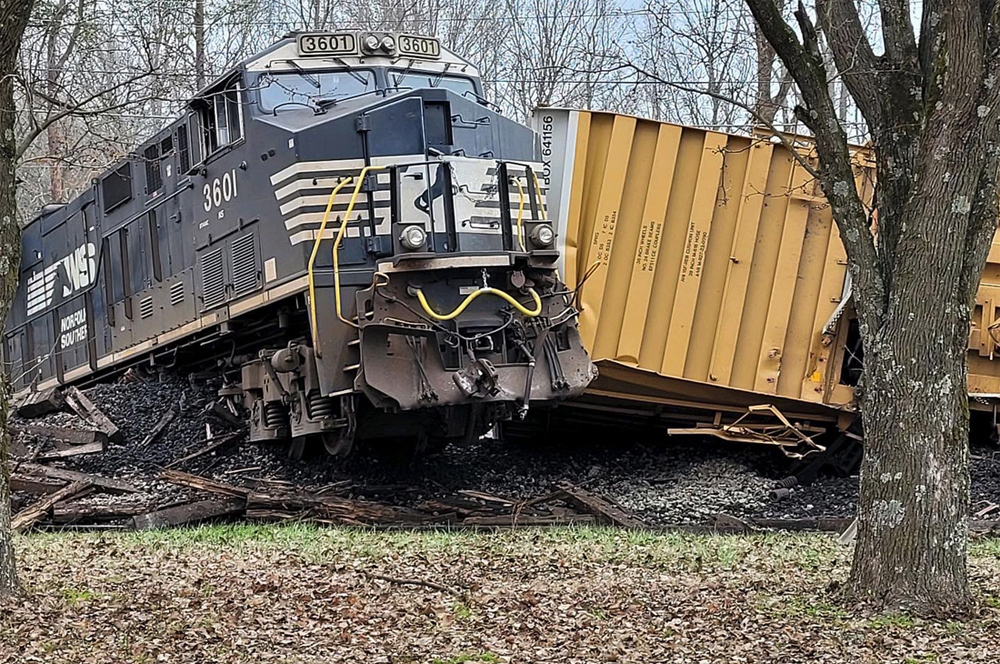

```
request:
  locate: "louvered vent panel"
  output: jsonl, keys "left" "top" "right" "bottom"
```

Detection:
{"left": 169, "top": 281, "right": 185, "bottom": 306}
{"left": 177, "top": 125, "right": 190, "bottom": 173}
{"left": 231, "top": 233, "right": 259, "bottom": 298}
{"left": 144, "top": 144, "right": 162, "bottom": 193}
{"left": 139, "top": 296, "right": 154, "bottom": 319}
{"left": 200, "top": 248, "right": 226, "bottom": 310}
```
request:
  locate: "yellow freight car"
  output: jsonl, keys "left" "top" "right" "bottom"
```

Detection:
{"left": 532, "top": 108, "right": 1000, "bottom": 450}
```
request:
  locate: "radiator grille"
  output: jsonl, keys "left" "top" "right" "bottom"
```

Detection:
{"left": 231, "top": 233, "right": 259, "bottom": 298}
{"left": 139, "top": 296, "right": 154, "bottom": 319}
{"left": 177, "top": 125, "right": 190, "bottom": 174}
{"left": 169, "top": 281, "right": 185, "bottom": 306}
{"left": 144, "top": 144, "right": 162, "bottom": 193}
{"left": 200, "top": 248, "right": 226, "bottom": 309}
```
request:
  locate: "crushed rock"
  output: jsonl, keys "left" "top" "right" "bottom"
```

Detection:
{"left": 9, "top": 372, "right": 1000, "bottom": 525}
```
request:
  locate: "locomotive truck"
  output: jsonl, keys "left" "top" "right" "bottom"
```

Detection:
{"left": 5, "top": 31, "right": 597, "bottom": 457}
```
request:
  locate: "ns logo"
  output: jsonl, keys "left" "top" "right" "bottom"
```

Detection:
{"left": 26, "top": 242, "right": 97, "bottom": 316}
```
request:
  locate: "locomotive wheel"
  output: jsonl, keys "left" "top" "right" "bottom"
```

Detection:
{"left": 322, "top": 399, "right": 357, "bottom": 457}
{"left": 322, "top": 429, "right": 355, "bottom": 457}
{"left": 288, "top": 436, "right": 307, "bottom": 461}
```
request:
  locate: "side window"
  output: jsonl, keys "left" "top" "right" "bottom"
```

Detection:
{"left": 201, "top": 78, "right": 244, "bottom": 155}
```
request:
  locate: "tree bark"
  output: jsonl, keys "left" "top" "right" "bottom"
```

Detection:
{"left": 0, "top": 0, "right": 37, "bottom": 597}
{"left": 194, "top": 0, "right": 205, "bottom": 91}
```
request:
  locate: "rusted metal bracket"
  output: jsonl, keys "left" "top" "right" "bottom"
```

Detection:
{"left": 667, "top": 404, "right": 827, "bottom": 459}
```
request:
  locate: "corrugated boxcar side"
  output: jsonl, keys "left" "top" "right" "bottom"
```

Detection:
{"left": 970, "top": 235, "right": 1000, "bottom": 397}
{"left": 534, "top": 108, "right": 875, "bottom": 415}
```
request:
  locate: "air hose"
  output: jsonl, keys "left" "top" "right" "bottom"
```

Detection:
{"left": 413, "top": 287, "right": 542, "bottom": 322}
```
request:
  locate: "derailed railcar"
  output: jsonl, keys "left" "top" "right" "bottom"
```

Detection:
{"left": 533, "top": 108, "right": 1000, "bottom": 453}
{"left": 5, "top": 32, "right": 596, "bottom": 456}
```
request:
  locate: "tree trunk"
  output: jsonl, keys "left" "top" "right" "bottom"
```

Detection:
{"left": 742, "top": 0, "right": 1000, "bottom": 613}
{"left": 0, "top": 0, "right": 36, "bottom": 598}
{"left": 194, "top": 0, "right": 205, "bottom": 91}
{"left": 846, "top": 120, "right": 996, "bottom": 612}
{"left": 852, "top": 305, "right": 973, "bottom": 611}
{"left": 0, "top": 352, "right": 16, "bottom": 596}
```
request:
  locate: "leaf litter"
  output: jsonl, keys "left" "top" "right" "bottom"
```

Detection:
{"left": 1, "top": 527, "right": 1000, "bottom": 663}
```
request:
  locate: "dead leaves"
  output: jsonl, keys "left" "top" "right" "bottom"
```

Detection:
{"left": 1, "top": 529, "right": 1000, "bottom": 663}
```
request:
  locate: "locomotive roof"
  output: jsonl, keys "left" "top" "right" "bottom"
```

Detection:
{"left": 194, "top": 30, "right": 478, "bottom": 98}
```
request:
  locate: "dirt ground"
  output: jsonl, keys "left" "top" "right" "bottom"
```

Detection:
{"left": 2, "top": 526, "right": 999, "bottom": 663}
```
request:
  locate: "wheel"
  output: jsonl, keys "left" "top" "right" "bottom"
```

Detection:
{"left": 322, "top": 429, "right": 355, "bottom": 457}
{"left": 288, "top": 436, "right": 307, "bottom": 461}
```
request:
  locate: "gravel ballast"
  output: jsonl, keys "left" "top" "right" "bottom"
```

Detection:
{"left": 11, "top": 372, "right": 1000, "bottom": 525}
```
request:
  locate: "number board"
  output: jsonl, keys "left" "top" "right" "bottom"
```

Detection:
{"left": 297, "top": 33, "right": 357, "bottom": 57}
{"left": 397, "top": 34, "right": 441, "bottom": 59}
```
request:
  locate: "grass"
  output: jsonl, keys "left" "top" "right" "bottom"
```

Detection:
{"left": 453, "top": 602, "right": 473, "bottom": 620}
{"left": 60, "top": 587, "right": 97, "bottom": 605}
{"left": 755, "top": 594, "right": 850, "bottom": 623}
{"left": 432, "top": 653, "right": 501, "bottom": 664}
{"left": 7, "top": 525, "right": 1000, "bottom": 663}
{"left": 83, "top": 523, "right": 845, "bottom": 566}
{"left": 869, "top": 613, "right": 917, "bottom": 630}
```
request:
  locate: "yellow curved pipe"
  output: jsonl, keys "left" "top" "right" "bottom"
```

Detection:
{"left": 308, "top": 176, "right": 355, "bottom": 351}
{"left": 334, "top": 165, "right": 387, "bottom": 327}
{"left": 415, "top": 287, "right": 542, "bottom": 322}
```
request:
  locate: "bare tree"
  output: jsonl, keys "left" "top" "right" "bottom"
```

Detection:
{"left": 0, "top": 0, "right": 38, "bottom": 597}
{"left": 752, "top": 0, "right": 792, "bottom": 123}
{"left": 195, "top": 0, "right": 206, "bottom": 89}
{"left": 747, "top": 0, "right": 1000, "bottom": 612}
{"left": 634, "top": 0, "right": 756, "bottom": 128}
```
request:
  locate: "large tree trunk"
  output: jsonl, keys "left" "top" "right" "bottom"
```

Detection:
{"left": 743, "top": 0, "right": 1000, "bottom": 613}
{"left": 0, "top": 0, "right": 36, "bottom": 597}
{"left": 853, "top": 340, "right": 972, "bottom": 610}
{"left": 847, "top": 95, "right": 997, "bottom": 611}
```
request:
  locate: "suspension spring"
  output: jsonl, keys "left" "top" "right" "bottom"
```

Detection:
{"left": 308, "top": 392, "right": 337, "bottom": 419}
{"left": 263, "top": 402, "right": 288, "bottom": 429}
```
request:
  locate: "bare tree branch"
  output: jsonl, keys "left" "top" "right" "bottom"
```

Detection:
{"left": 746, "top": 0, "right": 884, "bottom": 327}
{"left": 629, "top": 61, "right": 821, "bottom": 179}
{"left": 15, "top": 67, "right": 158, "bottom": 160}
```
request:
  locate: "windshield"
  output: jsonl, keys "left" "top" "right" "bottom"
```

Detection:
{"left": 257, "top": 70, "right": 375, "bottom": 112}
{"left": 389, "top": 70, "right": 477, "bottom": 97}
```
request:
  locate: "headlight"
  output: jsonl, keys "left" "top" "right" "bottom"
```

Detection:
{"left": 399, "top": 225, "right": 427, "bottom": 250}
{"left": 531, "top": 224, "right": 555, "bottom": 247}
{"left": 363, "top": 35, "right": 381, "bottom": 52}
{"left": 381, "top": 36, "right": 396, "bottom": 52}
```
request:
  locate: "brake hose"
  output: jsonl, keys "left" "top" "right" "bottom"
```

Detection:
{"left": 414, "top": 287, "right": 543, "bottom": 322}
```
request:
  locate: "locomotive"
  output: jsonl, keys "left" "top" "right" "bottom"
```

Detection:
{"left": 5, "top": 31, "right": 597, "bottom": 456}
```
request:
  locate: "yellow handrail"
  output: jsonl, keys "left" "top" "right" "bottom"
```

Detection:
{"left": 308, "top": 176, "right": 355, "bottom": 353}
{"left": 529, "top": 169, "right": 548, "bottom": 221}
{"left": 414, "top": 286, "right": 542, "bottom": 321}
{"left": 513, "top": 177, "right": 526, "bottom": 251}
{"left": 334, "top": 165, "right": 387, "bottom": 327}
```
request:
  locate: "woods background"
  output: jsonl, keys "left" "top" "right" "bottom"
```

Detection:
{"left": 15, "top": 0, "right": 877, "bottom": 221}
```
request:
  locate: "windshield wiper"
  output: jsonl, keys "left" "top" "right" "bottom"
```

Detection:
{"left": 271, "top": 59, "right": 320, "bottom": 88}
{"left": 331, "top": 58, "right": 369, "bottom": 86}
{"left": 431, "top": 63, "right": 454, "bottom": 88}
{"left": 393, "top": 59, "right": 416, "bottom": 87}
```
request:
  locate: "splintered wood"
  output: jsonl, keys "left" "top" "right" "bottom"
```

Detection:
{"left": 12, "top": 482, "right": 93, "bottom": 533}
{"left": 555, "top": 482, "right": 649, "bottom": 529}
{"left": 153, "top": 471, "right": 649, "bottom": 530}
{"left": 132, "top": 498, "right": 246, "bottom": 531}
{"left": 64, "top": 387, "right": 121, "bottom": 443}
{"left": 7, "top": 384, "right": 653, "bottom": 532}
{"left": 140, "top": 408, "right": 176, "bottom": 447}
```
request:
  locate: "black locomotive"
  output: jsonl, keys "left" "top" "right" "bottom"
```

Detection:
{"left": 5, "top": 31, "right": 596, "bottom": 456}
